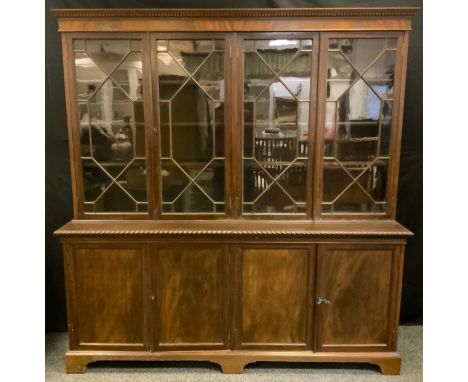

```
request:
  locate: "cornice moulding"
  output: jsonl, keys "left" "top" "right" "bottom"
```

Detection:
{"left": 51, "top": 7, "right": 420, "bottom": 19}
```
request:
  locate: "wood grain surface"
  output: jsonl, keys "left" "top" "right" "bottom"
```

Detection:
{"left": 73, "top": 247, "right": 147, "bottom": 349}
{"left": 315, "top": 245, "right": 397, "bottom": 351}
{"left": 157, "top": 246, "right": 229, "bottom": 348}
{"left": 238, "top": 248, "right": 309, "bottom": 347}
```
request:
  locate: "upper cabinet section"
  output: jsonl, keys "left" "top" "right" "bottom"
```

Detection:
{"left": 55, "top": 8, "right": 417, "bottom": 220}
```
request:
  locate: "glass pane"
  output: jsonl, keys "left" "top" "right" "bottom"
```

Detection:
{"left": 214, "top": 40, "right": 225, "bottom": 51}
{"left": 117, "top": 159, "right": 147, "bottom": 202}
{"left": 322, "top": 161, "right": 352, "bottom": 203}
{"left": 363, "top": 50, "right": 396, "bottom": 81}
{"left": 161, "top": 159, "right": 190, "bottom": 202}
{"left": 244, "top": 102, "right": 254, "bottom": 157}
{"left": 335, "top": 140, "right": 378, "bottom": 164}
{"left": 288, "top": 52, "right": 312, "bottom": 101}
{"left": 193, "top": 52, "right": 225, "bottom": 100}
{"left": 386, "top": 39, "right": 397, "bottom": 49}
{"left": 73, "top": 39, "right": 85, "bottom": 51}
{"left": 243, "top": 159, "right": 273, "bottom": 203}
{"left": 78, "top": 103, "right": 91, "bottom": 156}
{"left": 322, "top": 38, "right": 396, "bottom": 215}
{"left": 214, "top": 103, "right": 225, "bottom": 157}
{"left": 159, "top": 102, "right": 170, "bottom": 158}
{"left": 244, "top": 52, "right": 276, "bottom": 100}
{"left": 100, "top": 184, "right": 136, "bottom": 212}
{"left": 168, "top": 40, "right": 212, "bottom": 74}
{"left": 133, "top": 101, "right": 145, "bottom": 157}
{"left": 339, "top": 39, "right": 385, "bottom": 73}
{"left": 333, "top": 182, "right": 374, "bottom": 213}
{"left": 158, "top": 39, "right": 226, "bottom": 214}
{"left": 74, "top": 52, "right": 107, "bottom": 100}
{"left": 256, "top": 39, "right": 299, "bottom": 74}
{"left": 85, "top": 40, "right": 130, "bottom": 75}
{"left": 253, "top": 183, "right": 295, "bottom": 213}
{"left": 74, "top": 39, "right": 147, "bottom": 214}
{"left": 380, "top": 101, "right": 393, "bottom": 156}
{"left": 130, "top": 40, "right": 141, "bottom": 51}
{"left": 111, "top": 52, "right": 143, "bottom": 100}
{"left": 301, "top": 39, "right": 313, "bottom": 51}
{"left": 215, "top": 203, "right": 225, "bottom": 213}
{"left": 82, "top": 159, "right": 111, "bottom": 202}
{"left": 356, "top": 161, "right": 388, "bottom": 202}
{"left": 197, "top": 159, "right": 225, "bottom": 202}
{"left": 328, "top": 51, "right": 356, "bottom": 80}
{"left": 171, "top": 80, "right": 213, "bottom": 175}
{"left": 172, "top": 184, "right": 214, "bottom": 213}
{"left": 337, "top": 79, "right": 381, "bottom": 123}
{"left": 157, "top": 53, "right": 189, "bottom": 100}
{"left": 321, "top": 203, "right": 332, "bottom": 214}
{"left": 157, "top": 40, "right": 168, "bottom": 51}
{"left": 324, "top": 102, "right": 336, "bottom": 157}
{"left": 277, "top": 160, "right": 308, "bottom": 202}
{"left": 243, "top": 38, "right": 312, "bottom": 215}
{"left": 137, "top": 203, "right": 148, "bottom": 213}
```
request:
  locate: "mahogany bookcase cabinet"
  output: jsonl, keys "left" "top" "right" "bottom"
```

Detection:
{"left": 53, "top": 7, "right": 418, "bottom": 375}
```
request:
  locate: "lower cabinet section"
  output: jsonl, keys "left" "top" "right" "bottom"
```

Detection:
{"left": 62, "top": 240, "right": 404, "bottom": 374}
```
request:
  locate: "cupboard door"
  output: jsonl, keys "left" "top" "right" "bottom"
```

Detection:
{"left": 317, "top": 33, "right": 404, "bottom": 218}
{"left": 236, "top": 247, "right": 313, "bottom": 349}
{"left": 239, "top": 34, "right": 318, "bottom": 217}
{"left": 154, "top": 36, "right": 232, "bottom": 216}
{"left": 156, "top": 245, "right": 229, "bottom": 349}
{"left": 70, "top": 37, "right": 151, "bottom": 216}
{"left": 67, "top": 244, "right": 150, "bottom": 350}
{"left": 315, "top": 244, "right": 401, "bottom": 352}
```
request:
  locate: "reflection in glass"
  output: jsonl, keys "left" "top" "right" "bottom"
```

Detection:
{"left": 168, "top": 40, "right": 213, "bottom": 74}
{"left": 157, "top": 39, "right": 226, "bottom": 214}
{"left": 111, "top": 52, "right": 144, "bottom": 100}
{"left": 322, "top": 38, "right": 396, "bottom": 214}
{"left": 74, "top": 39, "right": 147, "bottom": 214}
{"left": 242, "top": 38, "right": 312, "bottom": 214}
{"left": 85, "top": 40, "right": 131, "bottom": 74}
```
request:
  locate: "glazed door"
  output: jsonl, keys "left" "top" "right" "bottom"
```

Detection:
{"left": 154, "top": 244, "right": 230, "bottom": 349}
{"left": 235, "top": 33, "right": 319, "bottom": 218}
{"left": 315, "top": 32, "right": 406, "bottom": 219}
{"left": 153, "top": 34, "right": 234, "bottom": 217}
{"left": 314, "top": 244, "right": 402, "bottom": 352}
{"left": 65, "top": 243, "right": 151, "bottom": 350}
{"left": 68, "top": 35, "right": 153, "bottom": 218}
{"left": 235, "top": 245, "right": 314, "bottom": 349}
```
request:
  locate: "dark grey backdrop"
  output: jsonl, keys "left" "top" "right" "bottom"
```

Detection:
{"left": 45, "top": 0, "right": 422, "bottom": 332}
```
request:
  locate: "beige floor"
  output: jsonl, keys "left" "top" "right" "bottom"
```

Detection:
{"left": 45, "top": 325, "right": 422, "bottom": 382}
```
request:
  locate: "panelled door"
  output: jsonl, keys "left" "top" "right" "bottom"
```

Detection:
{"left": 154, "top": 244, "right": 230, "bottom": 349}
{"left": 65, "top": 243, "right": 151, "bottom": 351}
{"left": 314, "top": 244, "right": 403, "bottom": 352}
{"left": 234, "top": 245, "right": 315, "bottom": 349}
